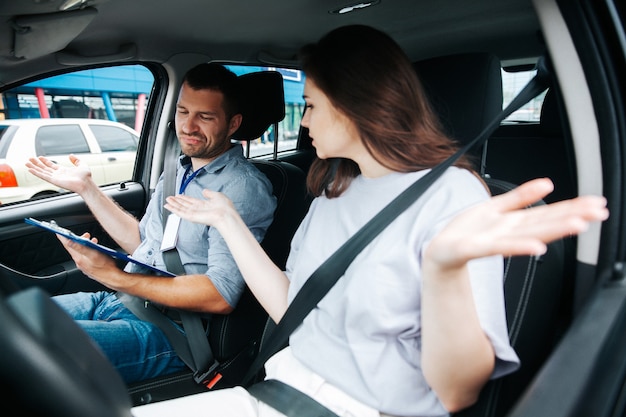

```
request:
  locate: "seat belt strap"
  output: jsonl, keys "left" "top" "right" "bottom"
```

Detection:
{"left": 116, "top": 292, "right": 193, "bottom": 366}
{"left": 161, "top": 123, "right": 221, "bottom": 387}
{"left": 161, "top": 249, "right": 221, "bottom": 387}
{"left": 162, "top": 121, "right": 180, "bottom": 224}
{"left": 247, "top": 379, "right": 340, "bottom": 417}
{"left": 243, "top": 57, "right": 551, "bottom": 387}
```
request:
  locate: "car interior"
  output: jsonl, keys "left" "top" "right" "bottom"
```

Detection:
{"left": 0, "top": 0, "right": 625, "bottom": 416}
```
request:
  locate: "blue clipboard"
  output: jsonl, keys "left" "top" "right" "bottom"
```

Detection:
{"left": 24, "top": 217, "right": 175, "bottom": 277}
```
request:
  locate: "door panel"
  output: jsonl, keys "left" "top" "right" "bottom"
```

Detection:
{"left": 0, "top": 182, "right": 147, "bottom": 295}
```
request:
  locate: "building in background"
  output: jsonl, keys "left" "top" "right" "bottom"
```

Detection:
{"left": 0, "top": 64, "right": 306, "bottom": 139}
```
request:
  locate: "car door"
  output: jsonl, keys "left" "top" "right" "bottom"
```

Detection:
{"left": 84, "top": 121, "right": 139, "bottom": 185}
{"left": 503, "top": 1, "right": 626, "bottom": 416}
{"left": 35, "top": 121, "right": 108, "bottom": 184}
{"left": 0, "top": 64, "right": 157, "bottom": 297}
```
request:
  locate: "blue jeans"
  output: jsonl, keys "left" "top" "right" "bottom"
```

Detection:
{"left": 53, "top": 291, "right": 187, "bottom": 384}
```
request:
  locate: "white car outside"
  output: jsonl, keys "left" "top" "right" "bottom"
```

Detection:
{"left": 0, "top": 118, "right": 138, "bottom": 204}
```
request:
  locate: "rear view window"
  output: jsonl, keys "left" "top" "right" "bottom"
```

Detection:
{"left": 90, "top": 124, "right": 138, "bottom": 152}
{"left": 0, "top": 64, "right": 154, "bottom": 205}
{"left": 35, "top": 124, "right": 90, "bottom": 156}
{"left": 502, "top": 68, "right": 546, "bottom": 123}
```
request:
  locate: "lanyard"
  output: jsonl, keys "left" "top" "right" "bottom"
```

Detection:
{"left": 179, "top": 166, "right": 203, "bottom": 194}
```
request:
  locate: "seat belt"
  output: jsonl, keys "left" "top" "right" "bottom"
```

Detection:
{"left": 244, "top": 58, "right": 551, "bottom": 415}
{"left": 118, "top": 123, "right": 222, "bottom": 389}
{"left": 247, "top": 379, "right": 339, "bottom": 417}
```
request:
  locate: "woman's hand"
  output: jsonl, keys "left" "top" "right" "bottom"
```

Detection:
{"left": 425, "top": 178, "right": 609, "bottom": 270}
{"left": 164, "top": 189, "right": 236, "bottom": 228}
{"left": 166, "top": 188, "right": 291, "bottom": 321}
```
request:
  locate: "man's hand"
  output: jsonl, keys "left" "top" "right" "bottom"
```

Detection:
{"left": 57, "top": 232, "right": 126, "bottom": 289}
{"left": 26, "top": 155, "right": 93, "bottom": 195}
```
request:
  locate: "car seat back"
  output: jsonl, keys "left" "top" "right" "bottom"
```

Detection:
{"left": 415, "top": 52, "right": 503, "bottom": 162}
{"left": 455, "top": 178, "right": 566, "bottom": 417}
{"left": 485, "top": 86, "right": 577, "bottom": 204}
{"left": 414, "top": 53, "right": 567, "bottom": 417}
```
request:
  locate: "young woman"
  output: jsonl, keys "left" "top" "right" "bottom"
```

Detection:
{"left": 127, "top": 25, "right": 609, "bottom": 417}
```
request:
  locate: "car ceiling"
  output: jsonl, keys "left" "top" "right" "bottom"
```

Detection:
{"left": 0, "top": 0, "right": 543, "bottom": 87}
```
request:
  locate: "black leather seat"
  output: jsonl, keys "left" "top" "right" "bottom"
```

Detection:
{"left": 415, "top": 52, "right": 503, "bottom": 164}
{"left": 414, "top": 53, "right": 568, "bottom": 417}
{"left": 485, "top": 86, "right": 577, "bottom": 204}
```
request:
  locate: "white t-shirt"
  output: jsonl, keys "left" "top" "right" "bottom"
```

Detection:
{"left": 286, "top": 167, "right": 520, "bottom": 416}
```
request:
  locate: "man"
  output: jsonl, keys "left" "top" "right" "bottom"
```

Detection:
{"left": 25, "top": 63, "right": 277, "bottom": 384}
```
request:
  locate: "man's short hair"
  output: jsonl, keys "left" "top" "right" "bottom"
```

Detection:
{"left": 183, "top": 63, "right": 241, "bottom": 118}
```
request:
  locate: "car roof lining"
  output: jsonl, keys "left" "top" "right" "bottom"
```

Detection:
{"left": 0, "top": 0, "right": 543, "bottom": 87}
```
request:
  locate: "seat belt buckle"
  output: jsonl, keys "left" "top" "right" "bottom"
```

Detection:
{"left": 193, "top": 361, "right": 222, "bottom": 389}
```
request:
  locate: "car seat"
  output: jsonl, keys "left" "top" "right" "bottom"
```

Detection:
{"left": 414, "top": 52, "right": 568, "bottom": 417}
{"left": 485, "top": 85, "right": 578, "bottom": 205}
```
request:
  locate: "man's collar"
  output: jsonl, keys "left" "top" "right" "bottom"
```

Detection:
{"left": 178, "top": 143, "right": 243, "bottom": 174}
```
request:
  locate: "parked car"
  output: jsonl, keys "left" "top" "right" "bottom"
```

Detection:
{"left": 0, "top": 118, "right": 138, "bottom": 204}
{"left": 0, "top": 1, "right": 624, "bottom": 417}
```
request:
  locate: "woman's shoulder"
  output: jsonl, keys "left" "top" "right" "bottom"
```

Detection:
{"left": 372, "top": 167, "right": 488, "bottom": 203}
{"left": 439, "top": 166, "right": 489, "bottom": 195}
{"left": 420, "top": 166, "right": 490, "bottom": 219}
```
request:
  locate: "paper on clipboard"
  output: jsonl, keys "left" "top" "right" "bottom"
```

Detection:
{"left": 24, "top": 217, "right": 175, "bottom": 277}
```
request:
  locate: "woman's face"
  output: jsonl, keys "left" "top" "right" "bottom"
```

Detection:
{"left": 301, "top": 78, "right": 360, "bottom": 160}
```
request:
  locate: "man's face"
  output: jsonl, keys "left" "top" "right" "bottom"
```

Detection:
{"left": 174, "top": 82, "right": 241, "bottom": 161}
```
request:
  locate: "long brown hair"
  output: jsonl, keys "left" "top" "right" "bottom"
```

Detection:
{"left": 182, "top": 63, "right": 241, "bottom": 119}
{"left": 301, "top": 25, "right": 475, "bottom": 198}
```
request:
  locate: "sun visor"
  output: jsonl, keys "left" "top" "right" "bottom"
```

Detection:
{"left": 13, "top": 7, "right": 97, "bottom": 60}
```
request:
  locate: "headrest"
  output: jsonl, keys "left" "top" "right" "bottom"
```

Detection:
{"left": 414, "top": 53, "right": 503, "bottom": 153}
{"left": 232, "top": 71, "right": 286, "bottom": 141}
{"left": 539, "top": 88, "right": 562, "bottom": 137}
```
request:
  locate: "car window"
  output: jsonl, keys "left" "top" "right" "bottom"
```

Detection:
{"left": 90, "top": 124, "right": 138, "bottom": 152}
{"left": 35, "top": 124, "right": 90, "bottom": 156}
{"left": 0, "top": 64, "right": 154, "bottom": 204}
{"left": 502, "top": 68, "right": 546, "bottom": 123}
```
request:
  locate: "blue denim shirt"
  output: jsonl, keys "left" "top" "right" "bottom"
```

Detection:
{"left": 125, "top": 144, "right": 276, "bottom": 307}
